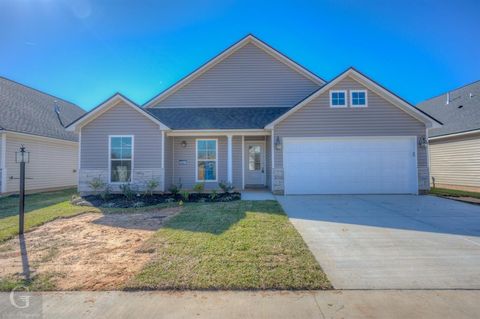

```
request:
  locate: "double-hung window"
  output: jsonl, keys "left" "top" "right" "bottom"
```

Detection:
{"left": 110, "top": 136, "right": 133, "bottom": 183}
{"left": 196, "top": 139, "right": 217, "bottom": 182}
{"left": 330, "top": 90, "right": 347, "bottom": 107}
{"left": 350, "top": 90, "right": 367, "bottom": 107}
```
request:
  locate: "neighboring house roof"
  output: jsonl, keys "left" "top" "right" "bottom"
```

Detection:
{"left": 146, "top": 107, "right": 291, "bottom": 130}
{"left": 0, "top": 76, "right": 85, "bottom": 142}
{"left": 65, "top": 93, "right": 169, "bottom": 132}
{"left": 266, "top": 67, "right": 442, "bottom": 129}
{"left": 143, "top": 34, "right": 326, "bottom": 108}
{"left": 417, "top": 80, "right": 480, "bottom": 138}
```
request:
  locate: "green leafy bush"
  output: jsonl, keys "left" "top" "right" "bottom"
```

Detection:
{"left": 181, "top": 190, "right": 190, "bottom": 201}
{"left": 144, "top": 179, "right": 159, "bottom": 196}
{"left": 119, "top": 183, "right": 135, "bottom": 201}
{"left": 87, "top": 177, "right": 106, "bottom": 195}
{"left": 169, "top": 183, "right": 181, "bottom": 195}
{"left": 218, "top": 181, "right": 234, "bottom": 193}
{"left": 193, "top": 183, "right": 205, "bottom": 193}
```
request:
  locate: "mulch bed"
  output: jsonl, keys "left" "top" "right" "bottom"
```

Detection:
{"left": 73, "top": 192, "right": 241, "bottom": 208}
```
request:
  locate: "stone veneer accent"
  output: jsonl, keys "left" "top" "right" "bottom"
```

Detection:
{"left": 79, "top": 168, "right": 164, "bottom": 195}
{"left": 272, "top": 168, "right": 284, "bottom": 195}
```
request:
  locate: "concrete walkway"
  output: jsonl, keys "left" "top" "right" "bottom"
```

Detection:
{"left": 2, "top": 290, "right": 480, "bottom": 319}
{"left": 277, "top": 195, "right": 480, "bottom": 289}
{"left": 241, "top": 190, "right": 275, "bottom": 200}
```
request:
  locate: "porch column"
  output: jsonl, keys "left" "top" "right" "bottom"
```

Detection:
{"left": 227, "top": 134, "right": 233, "bottom": 184}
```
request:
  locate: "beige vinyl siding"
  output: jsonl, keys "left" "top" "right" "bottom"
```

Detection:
{"left": 273, "top": 76, "right": 428, "bottom": 191}
{"left": 5, "top": 134, "right": 78, "bottom": 193}
{"left": 429, "top": 133, "right": 480, "bottom": 189}
{"left": 81, "top": 102, "right": 162, "bottom": 170}
{"left": 152, "top": 43, "right": 320, "bottom": 108}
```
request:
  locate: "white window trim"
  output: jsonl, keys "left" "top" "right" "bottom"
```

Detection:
{"left": 350, "top": 89, "right": 368, "bottom": 107}
{"left": 108, "top": 135, "right": 134, "bottom": 184}
{"left": 195, "top": 138, "right": 218, "bottom": 183}
{"left": 329, "top": 90, "right": 347, "bottom": 108}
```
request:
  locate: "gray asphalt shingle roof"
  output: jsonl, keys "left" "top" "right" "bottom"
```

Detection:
{"left": 145, "top": 107, "right": 291, "bottom": 130}
{"left": 417, "top": 80, "right": 480, "bottom": 137}
{"left": 0, "top": 76, "right": 85, "bottom": 141}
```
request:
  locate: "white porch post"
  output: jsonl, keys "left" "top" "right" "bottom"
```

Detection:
{"left": 227, "top": 134, "right": 233, "bottom": 184}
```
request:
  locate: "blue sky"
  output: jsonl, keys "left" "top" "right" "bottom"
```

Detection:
{"left": 1, "top": 0, "right": 478, "bottom": 110}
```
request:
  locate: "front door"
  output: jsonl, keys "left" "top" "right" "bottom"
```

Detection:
{"left": 245, "top": 142, "right": 266, "bottom": 186}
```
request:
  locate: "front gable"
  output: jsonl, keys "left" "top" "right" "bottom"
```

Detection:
{"left": 274, "top": 75, "right": 426, "bottom": 136}
{"left": 147, "top": 36, "right": 323, "bottom": 108}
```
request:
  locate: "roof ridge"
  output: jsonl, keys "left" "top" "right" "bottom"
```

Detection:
{"left": 0, "top": 75, "right": 85, "bottom": 111}
{"left": 417, "top": 79, "right": 480, "bottom": 105}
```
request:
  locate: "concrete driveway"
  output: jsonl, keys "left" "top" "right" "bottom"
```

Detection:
{"left": 276, "top": 195, "right": 480, "bottom": 289}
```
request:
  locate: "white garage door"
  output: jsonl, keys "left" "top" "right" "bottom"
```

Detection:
{"left": 283, "top": 137, "right": 418, "bottom": 194}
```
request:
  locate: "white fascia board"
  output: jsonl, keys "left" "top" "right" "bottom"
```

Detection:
{"left": 265, "top": 69, "right": 441, "bottom": 129}
{"left": 66, "top": 94, "right": 169, "bottom": 132}
{"left": 429, "top": 129, "right": 480, "bottom": 141}
{"left": 4, "top": 130, "right": 78, "bottom": 146}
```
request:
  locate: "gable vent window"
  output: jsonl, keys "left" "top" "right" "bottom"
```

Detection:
{"left": 330, "top": 90, "right": 347, "bottom": 108}
{"left": 350, "top": 90, "right": 368, "bottom": 107}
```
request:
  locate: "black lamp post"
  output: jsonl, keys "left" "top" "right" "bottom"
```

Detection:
{"left": 15, "top": 145, "right": 30, "bottom": 235}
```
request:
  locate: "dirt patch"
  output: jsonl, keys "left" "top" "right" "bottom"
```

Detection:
{"left": 0, "top": 207, "right": 181, "bottom": 290}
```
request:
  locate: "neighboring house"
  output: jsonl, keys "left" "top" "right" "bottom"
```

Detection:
{"left": 67, "top": 35, "right": 440, "bottom": 195}
{"left": 0, "top": 77, "right": 85, "bottom": 195}
{"left": 417, "top": 81, "right": 480, "bottom": 192}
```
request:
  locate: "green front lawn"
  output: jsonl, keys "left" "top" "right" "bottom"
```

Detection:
{"left": 127, "top": 200, "right": 331, "bottom": 290}
{"left": 0, "top": 189, "right": 99, "bottom": 242}
{"left": 429, "top": 187, "right": 480, "bottom": 199}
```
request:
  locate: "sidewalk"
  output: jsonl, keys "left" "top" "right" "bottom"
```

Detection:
{"left": 1, "top": 290, "right": 479, "bottom": 319}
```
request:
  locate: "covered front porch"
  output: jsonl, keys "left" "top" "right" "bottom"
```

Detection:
{"left": 164, "top": 130, "right": 273, "bottom": 192}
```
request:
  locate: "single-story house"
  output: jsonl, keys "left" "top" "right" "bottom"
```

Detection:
{"left": 67, "top": 35, "right": 441, "bottom": 195}
{"left": 0, "top": 76, "right": 85, "bottom": 195}
{"left": 417, "top": 80, "right": 480, "bottom": 192}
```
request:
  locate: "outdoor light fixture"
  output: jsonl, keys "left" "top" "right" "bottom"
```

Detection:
{"left": 15, "top": 145, "right": 30, "bottom": 163}
{"left": 417, "top": 136, "right": 428, "bottom": 147}
{"left": 181, "top": 140, "right": 187, "bottom": 148}
{"left": 275, "top": 136, "right": 282, "bottom": 150}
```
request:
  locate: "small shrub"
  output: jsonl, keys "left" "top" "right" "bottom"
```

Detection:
{"left": 88, "top": 177, "right": 106, "bottom": 195}
{"left": 193, "top": 182, "right": 205, "bottom": 193}
{"left": 209, "top": 190, "right": 218, "bottom": 201}
{"left": 119, "top": 183, "right": 135, "bottom": 201}
{"left": 133, "top": 201, "right": 145, "bottom": 208}
{"left": 178, "top": 200, "right": 184, "bottom": 206}
{"left": 101, "top": 184, "right": 111, "bottom": 201}
{"left": 169, "top": 183, "right": 181, "bottom": 195}
{"left": 181, "top": 190, "right": 190, "bottom": 201}
{"left": 218, "top": 181, "right": 234, "bottom": 193}
{"left": 144, "top": 179, "right": 159, "bottom": 197}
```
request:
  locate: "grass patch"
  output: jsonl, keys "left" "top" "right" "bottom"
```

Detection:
{"left": 0, "top": 189, "right": 99, "bottom": 242}
{"left": 0, "top": 272, "right": 59, "bottom": 291}
{"left": 429, "top": 187, "right": 480, "bottom": 199}
{"left": 127, "top": 200, "right": 331, "bottom": 290}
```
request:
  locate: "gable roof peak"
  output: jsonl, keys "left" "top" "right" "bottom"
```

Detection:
{"left": 143, "top": 35, "right": 326, "bottom": 108}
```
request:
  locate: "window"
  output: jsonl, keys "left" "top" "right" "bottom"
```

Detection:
{"left": 330, "top": 90, "right": 347, "bottom": 107}
{"left": 350, "top": 90, "right": 367, "bottom": 107}
{"left": 248, "top": 145, "right": 261, "bottom": 171}
{"left": 109, "top": 136, "right": 133, "bottom": 183}
{"left": 196, "top": 139, "right": 217, "bottom": 181}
